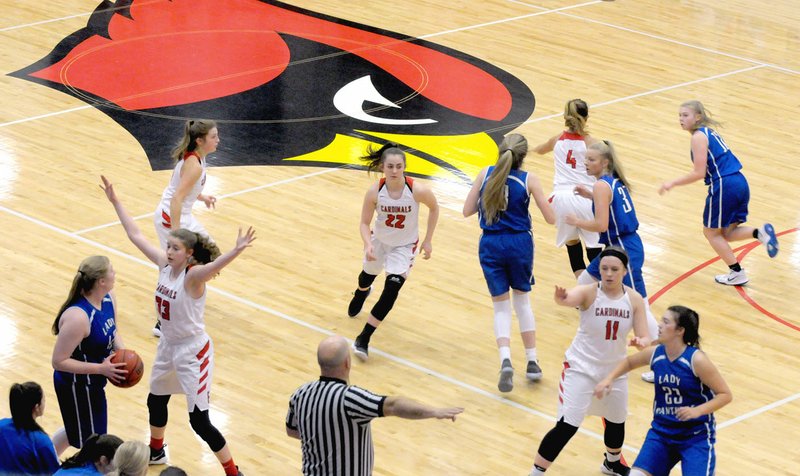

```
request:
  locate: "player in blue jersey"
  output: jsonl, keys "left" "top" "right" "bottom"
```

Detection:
{"left": 464, "top": 133, "right": 555, "bottom": 392}
{"left": 0, "top": 381, "right": 61, "bottom": 475}
{"left": 567, "top": 140, "right": 659, "bottom": 383}
{"left": 659, "top": 100, "right": 778, "bottom": 286}
{"left": 51, "top": 256, "right": 129, "bottom": 455}
{"left": 594, "top": 305, "right": 732, "bottom": 476}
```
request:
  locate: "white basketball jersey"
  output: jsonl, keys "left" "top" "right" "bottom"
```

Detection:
{"left": 155, "top": 265, "right": 206, "bottom": 343}
{"left": 373, "top": 177, "right": 419, "bottom": 247}
{"left": 553, "top": 132, "right": 595, "bottom": 190}
{"left": 565, "top": 285, "right": 634, "bottom": 374}
{"left": 158, "top": 152, "right": 207, "bottom": 216}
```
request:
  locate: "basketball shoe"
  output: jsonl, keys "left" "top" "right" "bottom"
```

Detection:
{"left": 149, "top": 444, "right": 168, "bottom": 465}
{"left": 641, "top": 371, "right": 655, "bottom": 383}
{"left": 352, "top": 339, "right": 369, "bottom": 361}
{"left": 498, "top": 359, "right": 514, "bottom": 392}
{"left": 348, "top": 287, "right": 372, "bottom": 317}
{"left": 758, "top": 223, "right": 779, "bottom": 258}
{"left": 714, "top": 269, "right": 748, "bottom": 286}
{"left": 600, "top": 453, "right": 630, "bottom": 476}
{"left": 525, "top": 360, "right": 543, "bottom": 381}
{"left": 152, "top": 320, "right": 162, "bottom": 338}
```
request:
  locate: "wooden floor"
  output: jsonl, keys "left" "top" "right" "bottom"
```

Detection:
{"left": 1, "top": 0, "right": 799, "bottom": 474}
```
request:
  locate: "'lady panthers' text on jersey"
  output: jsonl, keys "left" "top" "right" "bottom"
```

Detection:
{"left": 372, "top": 177, "right": 419, "bottom": 247}
{"left": 158, "top": 151, "right": 207, "bottom": 220}
{"left": 478, "top": 166, "right": 531, "bottom": 233}
{"left": 565, "top": 285, "right": 634, "bottom": 376}
{"left": 155, "top": 265, "right": 207, "bottom": 343}
{"left": 553, "top": 132, "right": 595, "bottom": 191}
{"left": 692, "top": 127, "right": 742, "bottom": 185}
{"left": 649, "top": 344, "right": 716, "bottom": 437}
{"left": 594, "top": 175, "right": 639, "bottom": 244}
{"left": 53, "top": 295, "right": 117, "bottom": 387}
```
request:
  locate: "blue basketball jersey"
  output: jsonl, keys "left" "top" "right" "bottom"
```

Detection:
{"left": 594, "top": 175, "right": 638, "bottom": 244}
{"left": 478, "top": 166, "right": 531, "bottom": 233}
{"left": 693, "top": 127, "right": 742, "bottom": 185}
{"left": 650, "top": 345, "right": 716, "bottom": 438}
{"left": 54, "top": 295, "right": 117, "bottom": 387}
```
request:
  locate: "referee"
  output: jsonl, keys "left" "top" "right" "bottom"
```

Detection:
{"left": 286, "top": 335, "right": 464, "bottom": 475}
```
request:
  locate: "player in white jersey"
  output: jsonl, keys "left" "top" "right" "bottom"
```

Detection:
{"left": 152, "top": 120, "right": 219, "bottom": 337}
{"left": 348, "top": 144, "right": 439, "bottom": 361}
{"left": 530, "top": 247, "right": 650, "bottom": 476}
{"left": 533, "top": 99, "right": 603, "bottom": 278}
{"left": 102, "top": 175, "right": 254, "bottom": 476}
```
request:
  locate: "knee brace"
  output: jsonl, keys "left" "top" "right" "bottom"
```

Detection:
{"left": 566, "top": 242, "right": 586, "bottom": 273}
{"left": 586, "top": 246, "right": 603, "bottom": 263}
{"left": 537, "top": 418, "right": 579, "bottom": 463}
{"left": 358, "top": 271, "right": 377, "bottom": 290}
{"left": 189, "top": 408, "right": 227, "bottom": 452}
{"left": 147, "top": 394, "right": 171, "bottom": 428}
{"left": 369, "top": 274, "right": 405, "bottom": 320}
{"left": 603, "top": 419, "right": 625, "bottom": 449}
{"left": 512, "top": 292, "right": 535, "bottom": 333}
{"left": 492, "top": 299, "right": 512, "bottom": 340}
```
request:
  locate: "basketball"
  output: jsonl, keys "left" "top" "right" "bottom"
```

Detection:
{"left": 110, "top": 349, "right": 144, "bottom": 388}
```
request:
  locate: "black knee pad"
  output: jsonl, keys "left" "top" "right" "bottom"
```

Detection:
{"left": 603, "top": 419, "right": 625, "bottom": 449}
{"left": 566, "top": 242, "right": 586, "bottom": 272}
{"left": 358, "top": 271, "right": 377, "bottom": 289}
{"left": 537, "top": 418, "right": 579, "bottom": 463}
{"left": 586, "top": 246, "right": 603, "bottom": 263}
{"left": 370, "top": 274, "right": 405, "bottom": 321}
{"left": 147, "top": 394, "right": 170, "bottom": 428}
{"left": 189, "top": 408, "right": 227, "bottom": 452}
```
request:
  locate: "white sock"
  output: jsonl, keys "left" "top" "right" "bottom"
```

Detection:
{"left": 525, "top": 348, "right": 538, "bottom": 362}
{"left": 530, "top": 468, "right": 546, "bottom": 475}
{"left": 606, "top": 451, "right": 622, "bottom": 462}
{"left": 499, "top": 346, "right": 511, "bottom": 363}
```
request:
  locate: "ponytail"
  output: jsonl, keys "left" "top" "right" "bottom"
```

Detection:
{"left": 360, "top": 143, "right": 404, "bottom": 173}
{"left": 171, "top": 119, "right": 217, "bottom": 163}
{"left": 9, "top": 382, "right": 44, "bottom": 433}
{"left": 481, "top": 134, "right": 528, "bottom": 225}
{"left": 54, "top": 256, "right": 110, "bottom": 334}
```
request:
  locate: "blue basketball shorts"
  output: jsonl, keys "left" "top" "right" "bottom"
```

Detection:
{"left": 478, "top": 231, "right": 534, "bottom": 297}
{"left": 704, "top": 172, "right": 749, "bottom": 229}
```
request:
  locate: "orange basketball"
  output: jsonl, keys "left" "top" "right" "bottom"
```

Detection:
{"left": 110, "top": 349, "right": 144, "bottom": 388}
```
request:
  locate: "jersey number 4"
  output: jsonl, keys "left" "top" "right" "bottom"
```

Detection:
{"left": 385, "top": 214, "right": 406, "bottom": 229}
{"left": 605, "top": 320, "right": 620, "bottom": 340}
{"left": 155, "top": 296, "right": 171, "bottom": 321}
{"left": 565, "top": 150, "right": 577, "bottom": 169}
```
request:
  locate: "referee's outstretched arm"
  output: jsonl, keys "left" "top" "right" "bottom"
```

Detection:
{"left": 383, "top": 397, "right": 464, "bottom": 421}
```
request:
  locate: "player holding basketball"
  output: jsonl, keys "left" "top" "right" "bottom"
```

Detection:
{"left": 530, "top": 247, "right": 650, "bottom": 476}
{"left": 102, "top": 175, "right": 253, "bottom": 476}
{"left": 463, "top": 133, "right": 555, "bottom": 392}
{"left": 348, "top": 144, "right": 439, "bottom": 361}
{"left": 152, "top": 120, "right": 219, "bottom": 337}
{"left": 594, "top": 305, "right": 732, "bottom": 476}
{"left": 51, "top": 255, "right": 128, "bottom": 455}
{"left": 659, "top": 100, "right": 778, "bottom": 286}
{"left": 532, "top": 99, "right": 603, "bottom": 278}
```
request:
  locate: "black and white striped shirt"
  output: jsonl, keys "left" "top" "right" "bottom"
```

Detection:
{"left": 287, "top": 377, "right": 386, "bottom": 475}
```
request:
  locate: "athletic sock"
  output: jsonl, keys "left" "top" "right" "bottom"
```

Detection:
{"left": 221, "top": 458, "right": 238, "bottom": 476}
{"left": 499, "top": 346, "right": 511, "bottom": 364}
{"left": 357, "top": 323, "right": 377, "bottom": 344}
{"left": 729, "top": 262, "right": 742, "bottom": 272}
{"left": 149, "top": 437, "right": 164, "bottom": 450}
{"left": 606, "top": 450, "right": 621, "bottom": 462}
{"left": 525, "top": 348, "right": 538, "bottom": 363}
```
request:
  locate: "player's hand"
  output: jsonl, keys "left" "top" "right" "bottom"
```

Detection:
{"left": 564, "top": 214, "right": 579, "bottom": 226}
{"left": 235, "top": 227, "right": 257, "bottom": 250}
{"left": 99, "top": 175, "right": 118, "bottom": 204}
{"left": 199, "top": 194, "right": 217, "bottom": 209}
{"left": 364, "top": 245, "right": 376, "bottom": 261}
{"left": 420, "top": 240, "right": 432, "bottom": 260}
{"left": 628, "top": 336, "right": 651, "bottom": 350}
{"left": 658, "top": 182, "right": 672, "bottom": 196}
{"left": 553, "top": 285, "right": 568, "bottom": 304}
{"left": 573, "top": 185, "right": 592, "bottom": 199}
{"left": 593, "top": 380, "right": 612, "bottom": 400}
{"left": 435, "top": 407, "right": 464, "bottom": 421}
{"left": 99, "top": 353, "right": 128, "bottom": 383}
{"left": 676, "top": 406, "right": 701, "bottom": 421}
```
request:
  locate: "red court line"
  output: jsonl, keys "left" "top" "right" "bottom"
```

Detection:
{"left": 649, "top": 228, "right": 798, "bottom": 332}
